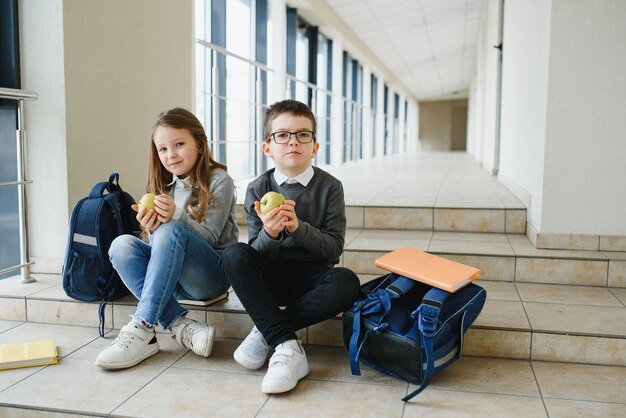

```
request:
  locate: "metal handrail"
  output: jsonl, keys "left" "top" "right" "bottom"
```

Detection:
{"left": 0, "top": 87, "right": 38, "bottom": 283}
{"left": 0, "top": 87, "right": 38, "bottom": 100}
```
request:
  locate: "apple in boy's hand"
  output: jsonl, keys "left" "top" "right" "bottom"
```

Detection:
{"left": 259, "top": 191, "right": 285, "bottom": 215}
{"left": 139, "top": 193, "right": 156, "bottom": 211}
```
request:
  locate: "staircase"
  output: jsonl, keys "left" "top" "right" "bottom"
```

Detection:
{"left": 2, "top": 153, "right": 623, "bottom": 368}
{"left": 0, "top": 153, "right": 625, "bottom": 416}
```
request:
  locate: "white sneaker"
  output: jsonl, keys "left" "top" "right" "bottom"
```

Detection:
{"left": 95, "top": 321, "right": 159, "bottom": 369}
{"left": 261, "top": 340, "right": 309, "bottom": 394}
{"left": 175, "top": 318, "right": 215, "bottom": 357}
{"left": 234, "top": 326, "right": 271, "bottom": 370}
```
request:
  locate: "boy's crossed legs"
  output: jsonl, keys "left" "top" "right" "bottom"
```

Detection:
{"left": 221, "top": 242, "right": 360, "bottom": 393}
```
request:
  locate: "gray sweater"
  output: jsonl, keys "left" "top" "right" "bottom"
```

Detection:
{"left": 245, "top": 167, "right": 346, "bottom": 266}
{"left": 168, "top": 168, "right": 239, "bottom": 250}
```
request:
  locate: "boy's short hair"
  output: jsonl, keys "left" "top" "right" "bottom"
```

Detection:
{"left": 264, "top": 99, "right": 316, "bottom": 139}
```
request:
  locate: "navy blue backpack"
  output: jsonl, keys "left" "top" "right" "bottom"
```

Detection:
{"left": 343, "top": 273, "right": 486, "bottom": 402}
{"left": 62, "top": 173, "right": 141, "bottom": 336}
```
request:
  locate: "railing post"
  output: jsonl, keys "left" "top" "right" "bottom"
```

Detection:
{"left": 16, "top": 99, "right": 35, "bottom": 283}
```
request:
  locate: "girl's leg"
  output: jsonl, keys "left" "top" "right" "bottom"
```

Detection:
{"left": 134, "top": 220, "right": 228, "bottom": 329}
{"left": 108, "top": 234, "right": 152, "bottom": 299}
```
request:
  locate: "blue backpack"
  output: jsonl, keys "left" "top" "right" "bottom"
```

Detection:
{"left": 343, "top": 273, "right": 486, "bottom": 402}
{"left": 62, "top": 173, "right": 141, "bottom": 336}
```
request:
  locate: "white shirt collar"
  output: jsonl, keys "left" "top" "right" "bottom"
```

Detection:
{"left": 273, "top": 164, "right": 314, "bottom": 187}
{"left": 166, "top": 174, "right": 193, "bottom": 188}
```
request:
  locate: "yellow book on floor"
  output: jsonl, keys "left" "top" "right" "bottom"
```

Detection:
{"left": 178, "top": 291, "right": 229, "bottom": 307}
{"left": 0, "top": 339, "right": 58, "bottom": 371}
{"left": 375, "top": 247, "right": 481, "bottom": 293}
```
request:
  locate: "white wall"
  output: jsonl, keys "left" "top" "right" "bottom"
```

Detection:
{"left": 20, "top": 0, "right": 68, "bottom": 271}
{"left": 541, "top": 0, "right": 626, "bottom": 235}
{"left": 496, "top": 0, "right": 552, "bottom": 232}
{"left": 20, "top": 0, "right": 194, "bottom": 270}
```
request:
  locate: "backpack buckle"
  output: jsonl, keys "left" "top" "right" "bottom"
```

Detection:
{"left": 418, "top": 305, "right": 438, "bottom": 337}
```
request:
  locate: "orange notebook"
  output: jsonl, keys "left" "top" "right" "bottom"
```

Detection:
{"left": 375, "top": 247, "right": 481, "bottom": 292}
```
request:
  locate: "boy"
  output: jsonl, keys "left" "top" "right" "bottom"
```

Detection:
{"left": 221, "top": 99, "right": 360, "bottom": 394}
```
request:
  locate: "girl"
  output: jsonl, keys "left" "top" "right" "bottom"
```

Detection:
{"left": 96, "top": 108, "right": 238, "bottom": 369}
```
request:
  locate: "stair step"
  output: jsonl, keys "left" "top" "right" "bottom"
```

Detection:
{"left": 341, "top": 230, "right": 625, "bottom": 286}
{"left": 236, "top": 204, "right": 527, "bottom": 234}
{"left": 1, "top": 274, "right": 624, "bottom": 368}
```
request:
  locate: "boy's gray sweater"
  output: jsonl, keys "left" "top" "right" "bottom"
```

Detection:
{"left": 244, "top": 166, "right": 346, "bottom": 267}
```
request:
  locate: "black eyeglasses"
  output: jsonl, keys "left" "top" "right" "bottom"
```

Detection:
{"left": 268, "top": 130, "right": 316, "bottom": 144}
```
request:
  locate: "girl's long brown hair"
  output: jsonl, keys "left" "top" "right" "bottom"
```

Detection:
{"left": 147, "top": 108, "right": 227, "bottom": 223}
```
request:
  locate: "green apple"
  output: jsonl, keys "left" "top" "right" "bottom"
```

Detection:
{"left": 259, "top": 191, "right": 285, "bottom": 215}
{"left": 139, "top": 193, "right": 156, "bottom": 211}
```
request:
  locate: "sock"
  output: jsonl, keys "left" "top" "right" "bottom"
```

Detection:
{"left": 131, "top": 318, "right": 154, "bottom": 331}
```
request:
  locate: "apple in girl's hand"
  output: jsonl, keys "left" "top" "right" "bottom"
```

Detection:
{"left": 139, "top": 193, "right": 156, "bottom": 211}
{"left": 259, "top": 191, "right": 285, "bottom": 215}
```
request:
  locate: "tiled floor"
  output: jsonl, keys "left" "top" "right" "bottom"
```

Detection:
{"left": 0, "top": 321, "right": 625, "bottom": 417}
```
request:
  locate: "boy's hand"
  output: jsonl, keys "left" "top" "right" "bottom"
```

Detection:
{"left": 278, "top": 199, "right": 299, "bottom": 233}
{"left": 254, "top": 200, "right": 289, "bottom": 239}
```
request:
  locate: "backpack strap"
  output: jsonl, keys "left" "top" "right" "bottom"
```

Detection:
{"left": 107, "top": 172, "right": 121, "bottom": 192}
{"left": 88, "top": 172, "right": 120, "bottom": 198}
{"left": 402, "top": 287, "right": 450, "bottom": 402}
{"left": 349, "top": 275, "right": 416, "bottom": 375}
{"left": 98, "top": 301, "right": 107, "bottom": 337}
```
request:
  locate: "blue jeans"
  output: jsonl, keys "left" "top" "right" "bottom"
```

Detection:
{"left": 220, "top": 242, "right": 360, "bottom": 348}
{"left": 109, "top": 220, "right": 229, "bottom": 329}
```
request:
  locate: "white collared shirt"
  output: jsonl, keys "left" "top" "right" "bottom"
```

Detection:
{"left": 273, "top": 164, "right": 314, "bottom": 187}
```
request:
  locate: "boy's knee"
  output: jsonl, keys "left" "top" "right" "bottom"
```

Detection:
{"left": 333, "top": 267, "right": 361, "bottom": 302}
{"left": 222, "top": 242, "right": 253, "bottom": 259}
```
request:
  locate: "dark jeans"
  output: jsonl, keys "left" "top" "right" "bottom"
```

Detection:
{"left": 221, "top": 242, "right": 360, "bottom": 348}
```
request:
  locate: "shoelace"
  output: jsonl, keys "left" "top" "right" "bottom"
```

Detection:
{"left": 113, "top": 330, "right": 137, "bottom": 349}
{"left": 180, "top": 323, "right": 196, "bottom": 348}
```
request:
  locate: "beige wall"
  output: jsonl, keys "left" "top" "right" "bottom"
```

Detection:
{"left": 63, "top": 0, "right": 194, "bottom": 207}
{"left": 418, "top": 99, "right": 468, "bottom": 151}
{"left": 21, "top": 0, "right": 194, "bottom": 270}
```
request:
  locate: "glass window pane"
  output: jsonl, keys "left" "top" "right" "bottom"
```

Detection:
{"left": 0, "top": 107, "right": 19, "bottom": 279}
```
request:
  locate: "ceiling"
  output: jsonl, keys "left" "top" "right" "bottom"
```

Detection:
{"left": 323, "top": 0, "right": 483, "bottom": 101}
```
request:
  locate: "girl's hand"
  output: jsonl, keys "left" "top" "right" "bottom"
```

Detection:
{"left": 153, "top": 194, "right": 175, "bottom": 223}
{"left": 134, "top": 205, "right": 161, "bottom": 232}
{"left": 254, "top": 201, "right": 289, "bottom": 239}
{"left": 278, "top": 200, "right": 299, "bottom": 234}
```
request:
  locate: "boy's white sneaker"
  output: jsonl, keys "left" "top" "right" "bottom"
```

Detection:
{"left": 175, "top": 318, "right": 215, "bottom": 357}
{"left": 261, "top": 340, "right": 309, "bottom": 394}
{"left": 234, "top": 326, "right": 271, "bottom": 370}
{"left": 95, "top": 321, "right": 159, "bottom": 369}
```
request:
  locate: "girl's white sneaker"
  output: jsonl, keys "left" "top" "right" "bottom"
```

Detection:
{"left": 175, "top": 318, "right": 215, "bottom": 357}
{"left": 95, "top": 321, "right": 159, "bottom": 369}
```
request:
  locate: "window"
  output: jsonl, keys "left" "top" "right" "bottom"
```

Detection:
{"left": 383, "top": 84, "right": 389, "bottom": 155}
{"left": 315, "top": 33, "right": 332, "bottom": 165}
{"left": 0, "top": 0, "right": 21, "bottom": 279}
{"left": 393, "top": 93, "right": 400, "bottom": 153}
{"left": 194, "top": 0, "right": 269, "bottom": 180}
{"left": 370, "top": 74, "right": 378, "bottom": 157}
